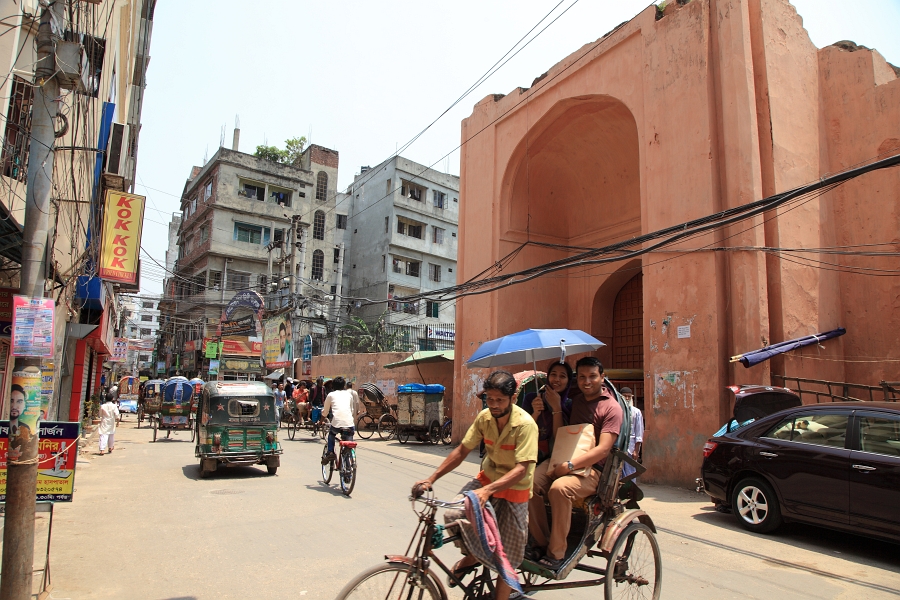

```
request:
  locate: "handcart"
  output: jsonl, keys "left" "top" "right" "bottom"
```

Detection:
{"left": 395, "top": 384, "right": 445, "bottom": 444}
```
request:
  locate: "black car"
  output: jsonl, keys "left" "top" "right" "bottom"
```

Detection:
{"left": 700, "top": 401, "right": 900, "bottom": 542}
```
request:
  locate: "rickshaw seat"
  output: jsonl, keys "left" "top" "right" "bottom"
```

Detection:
{"left": 339, "top": 440, "right": 358, "bottom": 449}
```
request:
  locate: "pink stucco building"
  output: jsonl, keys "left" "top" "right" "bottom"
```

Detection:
{"left": 453, "top": 0, "right": 900, "bottom": 485}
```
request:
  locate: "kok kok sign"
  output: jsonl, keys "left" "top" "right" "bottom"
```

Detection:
{"left": 99, "top": 191, "right": 146, "bottom": 284}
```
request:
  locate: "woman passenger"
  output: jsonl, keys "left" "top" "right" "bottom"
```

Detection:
{"left": 521, "top": 361, "right": 574, "bottom": 464}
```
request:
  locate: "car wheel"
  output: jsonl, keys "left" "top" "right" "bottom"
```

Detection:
{"left": 731, "top": 477, "right": 782, "bottom": 533}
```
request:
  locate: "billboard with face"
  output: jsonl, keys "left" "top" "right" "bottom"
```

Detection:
{"left": 263, "top": 314, "right": 292, "bottom": 369}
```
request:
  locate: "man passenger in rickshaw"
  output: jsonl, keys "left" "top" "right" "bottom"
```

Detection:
{"left": 412, "top": 371, "right": 539, "bottom": 600}
{"left": 528, "top": 357, "right": 623, "bottom": 571}
{"left": 294, "top": 381, "right": 310, "bottom": 424}
{"left": 320, "top": 376, "right": 359, "bottom": 464}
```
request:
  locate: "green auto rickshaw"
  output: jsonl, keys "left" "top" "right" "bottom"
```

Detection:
{"left": 195, "top": 381, "right": 283, "bottom": 478}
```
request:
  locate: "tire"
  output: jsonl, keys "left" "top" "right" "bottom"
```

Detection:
{"left": 336, "top": 563, "right": 441, "bottom": 600}
{"left": 137, "top": 406, "right": 143, "bottom": 428}
{"left": 190, "top": 424, "right": 196, "bottom": 443}
{"left": 441, "top": 420, "right": 452, "bottom": 445}
{"left": 356, "top": 414, "right": 375, "bottom": 440}
{"left": 428, "top": 420, "right": 441, "bottom": 445}
{"left": 397, "top": 427, "right": 409, "bottom": 444}
{"left": 152, "top": 420, "right": 157, "bottom": 443}
{"left": 288, "top": 420, "right": 297, "bottom": 440}
{"left": 321, "top": 446, "right": 334, "bottom": 484}
{"left": 340, "top": 447, "right": 357, "bottom": 496}
{"left": 605, "top": 522, "right": 662, "bottom": 600}
{"left": 198, "top": 458, "right": 208, "bottom": 479}
{"left": 731, "top": 477, "right": 782, "bottom": 533}
{"left": 377, "top": 414, "right": 396, "bottom": 440}
{"left": 267, "top": 465, "right": 277, "bottom": 475}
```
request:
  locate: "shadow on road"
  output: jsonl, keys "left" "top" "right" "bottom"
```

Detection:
{"left": 305, "top": 483, "right": 352, "bottom": 498}
{"left": 181, "top": 464, "right": 271, "bottom": 481}
{"left": 686, "top": 509, "right": 900, "bottom": 576}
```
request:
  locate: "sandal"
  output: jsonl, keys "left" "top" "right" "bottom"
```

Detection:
{"left": 447, "top": 559, "right": 478, "bottom": 588}
{"left": 537, "top": 555, "right": 564, "bottom": 571}
{"left": 523, "top": 545, "right": 544, "bottom": 562}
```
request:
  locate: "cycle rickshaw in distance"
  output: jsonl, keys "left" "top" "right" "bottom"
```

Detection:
{"left": 153, "top": 377, "right": 195, "bottom": 442}
{"left": 195, "top": 381, "right": 282, "bottom": 478}
{"left": 138, "top": 378, "right": 164, "bottom": 428}
{"left": 336, "top": 379, "right": 661, "bottom": 600}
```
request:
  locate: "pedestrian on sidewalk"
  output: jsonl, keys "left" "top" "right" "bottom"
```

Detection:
{"left": 98, "top": 392, "right": 120, "bottom": 455}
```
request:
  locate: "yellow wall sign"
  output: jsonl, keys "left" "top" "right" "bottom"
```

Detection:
{"left": 99, "top": 190, "right": 146, "bottom": 284}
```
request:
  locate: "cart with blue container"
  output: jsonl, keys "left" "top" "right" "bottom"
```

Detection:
{"left": 395, "top": 383, "right": 445, "bottom": 444}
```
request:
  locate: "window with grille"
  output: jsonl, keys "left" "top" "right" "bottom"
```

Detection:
{"left": 313, "top": 211, "right": 325, "bottom": 240}
{"left": 311, "top": 250, "right": 325, "bottom": 280}
{"left": 406, "top": 261, "right": 420, "bottom": 278}
{"left": 142, "top": 302, "right": 154, "bottom": 309}
{"left": 400, "top": 180, "right": 425, "bottom": 201}
{"left": 1, "top": 76, "right": 32, "bottom": 181}
{"left": 141, "top": 314, "right": 153, "bottom": 322}
{"left": 316, "top": 171, "right": 328, "bottom": 201}
{"left": 433, "top": 227, "right": 444, "bottom": 245}
{"left": 429, "top": 264, "right": 441, "bottom": 283}
{"left": 433, "top": 191, "right": 446, "bottom": 209}
{"left": 228, "top": 272, "right": 250, "bottom": 290}
{"left": 234, "top": 222, "right": 263, "bottom": 244}
{"left": 199, "top": 225, "right": 209, "bottom": 243}
{"left": 426, "top": 301, "right": 439, "bottom": 318}
{"left": 336, "top": 214, "right": 348, "bottom": 229}
{"left": 209, "top": 271, "right": 222, "bottom": 290}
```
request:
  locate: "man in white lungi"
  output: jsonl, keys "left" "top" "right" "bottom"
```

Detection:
{"left": 98, "top": 392, "right": 120, "bottom": 455}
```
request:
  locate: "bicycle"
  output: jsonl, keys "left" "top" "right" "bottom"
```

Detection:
{"left": 336, "top": 482, "right": 661, "bottom": 600}
{"left": 440, "top": 417, "right": 452, "bottom": 445}
{"left": 321, "top": 428, "right": 357, "bottom": 496}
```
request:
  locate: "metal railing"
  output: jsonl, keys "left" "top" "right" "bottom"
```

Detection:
{"left": 773, "top": 374, "right": 900, "bottom": 403}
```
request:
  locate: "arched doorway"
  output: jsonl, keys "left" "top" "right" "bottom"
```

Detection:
{"left": 612, "top": 273, "right": 643, "bottom": 409}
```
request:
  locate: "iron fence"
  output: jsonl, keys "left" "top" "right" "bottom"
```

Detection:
{"left": 773, "top": 374, "right": 900, "bottom": 403}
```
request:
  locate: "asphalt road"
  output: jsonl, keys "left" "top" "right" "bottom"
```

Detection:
{"left": 39, "top": 418, "right": 900, "bottom": 599}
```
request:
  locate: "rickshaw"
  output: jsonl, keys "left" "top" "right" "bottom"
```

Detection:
{"left": 337, "top": 379, "right": 661, "bottom": 600}
{"left": 137, "top": 379, "right": 164, "bottom": 428}
{"left": 189, "top": 377, "right": 204, "bottom": 427}
{"left": 117, "top": 376, "right": 140, "bottom": 416}
{"left": 195, "top": 380, "right": 282, "bottom": 478}
{"left": 153, "top": 377, "right": 195, "bottom": 442}
{"left": 356, "top": 383, "right": 394, "bottom": 440}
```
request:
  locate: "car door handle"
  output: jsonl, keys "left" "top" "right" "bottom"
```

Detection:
{"left": 852, "top": 464, "right": 876, "bottom": 471}
{"left": 759, "top": 452, "right": 778, "bottom": 458}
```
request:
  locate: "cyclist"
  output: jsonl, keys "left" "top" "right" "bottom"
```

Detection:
{"left": 412, "top": 370, "right": 538, "bottom": 600}
{"left": 320, "top": 376, "right": 359, "bottom": 464}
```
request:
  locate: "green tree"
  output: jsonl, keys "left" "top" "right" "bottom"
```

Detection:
{"left": 253, "top": 136, "right": 307, "bottom": 165}
{"left": 339, "top": 314, "right": 400, "bottom": 353}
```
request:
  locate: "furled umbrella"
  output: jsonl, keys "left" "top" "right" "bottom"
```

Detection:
{"left": 730, "top": 327, "right": 846, "bottom": 368}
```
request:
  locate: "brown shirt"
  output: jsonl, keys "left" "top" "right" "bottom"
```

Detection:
{"left": 569, "top": 385, "right": 624, "bottom": 466}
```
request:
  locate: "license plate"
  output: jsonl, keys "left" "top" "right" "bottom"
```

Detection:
{"left": 162, "top": 416, "right": 188, "bottom": 425}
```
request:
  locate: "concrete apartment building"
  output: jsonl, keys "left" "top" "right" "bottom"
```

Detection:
{"left": 162, "top": 141, "right": 344, "bottom": 378}
{"left": 345, "top": 156, "right": 459, "bottom": 351}
{"left": 119, "top": 293, "right": 161, "bottom": 373}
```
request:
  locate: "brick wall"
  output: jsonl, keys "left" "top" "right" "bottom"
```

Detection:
{"left": 308, "top": 145, "right": 339, "bottom": 169}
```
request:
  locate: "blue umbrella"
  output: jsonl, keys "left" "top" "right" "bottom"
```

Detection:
{"left": 466, "top": 328, "right": 605, "bottom": 370}
{"left": 731, "top": 327, "right": 846, "bottom": 368}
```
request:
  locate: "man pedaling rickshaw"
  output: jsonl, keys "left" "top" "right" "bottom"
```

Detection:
{"left": 412, "top": 370, "right": 539, "bottom": 600}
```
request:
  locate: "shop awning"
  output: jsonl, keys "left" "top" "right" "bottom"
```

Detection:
{"left": 384, "top": 350, "right": 455, "bottom": 370}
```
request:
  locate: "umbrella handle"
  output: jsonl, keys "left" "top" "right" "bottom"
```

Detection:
{"left": 560, "top": 340, "right": 566, "bottom": 364}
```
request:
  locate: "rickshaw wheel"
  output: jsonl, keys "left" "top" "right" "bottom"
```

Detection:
{"left": 288, "top": 420, "right": 298, "bottom": 440}
{"left": 377, "top": 414, "right": 396, "bottom": 440}
{"left": 152, "top": 420, "right": 157, "bottom": 442}
{"left": 356, "top": 414, "right": 375, "bottom": 439}
{"left": 190, "top": 425, "right": 196, "bottom": 443}
{"left": 604, "top": 522, "right": 662, "bottom": 600}
{"left": 397, "top": 427, "right": 409, "bottom": 444}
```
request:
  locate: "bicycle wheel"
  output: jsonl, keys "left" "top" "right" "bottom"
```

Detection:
{"left": 377, "top": 414, "right": 396, "bottom": 440}
{"left": 356, "top": 414, "right": 375, "bottom": 439}
{"left": 340, "top": 447, "right": 357, "bottom": 496}
{"left": 605, "top": 522, "right": 662, "bottom": 600}
{"left": 288, "top": 420, "right": 297, "bottom": 440}
{"left": 336, "top": 562, "right": 441, "bottom": 600}
{"left": 441, "top": 420, "right": 452, "bottom": 445}
{"left": 321, "top": 445, "right": 334, "bottom": 484}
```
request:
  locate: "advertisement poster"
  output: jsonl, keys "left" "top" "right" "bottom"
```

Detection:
{"left": 111, "top": 338, "right": 128, "bottom": 362}
{"left": 262, "top": 314, "right": 293, "bottom": 369}
{"left": 8, "top": 366, "right": 41, "bottom": 462}
{"left": 208, "top": 359, "right": 220, "bottom": 375}
{"left": 12, "top": 296, "right": 54, "bottom": 357}
{"left": 98, "top": 191, "right": 146, "bottom": 284}
{"left": 0, "top": 421, "right": 79, "bottom": 502}
{"left": 157, "top": 360, "right": 166, "bottom": 374}
{"left": 40, "top": 362, "right": 54, "bottom": 420}
{"left": 221, "top": 315, "right": 256, "bottom": 336}
{"left": 205, "top": 341, "right": 222, "bottom": 359}
{"left": 301, "top": 360, "right": 312, "bottom": 377}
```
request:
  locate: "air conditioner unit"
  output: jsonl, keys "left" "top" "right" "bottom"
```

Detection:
{"left": 106, "top": 123, "right": 129, "bottom": 176}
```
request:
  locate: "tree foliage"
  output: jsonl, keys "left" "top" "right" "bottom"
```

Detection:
{"left": 254, "top": 136, "right": 307, "bottom": 165}
{"left": 339, "top": 314, "right": 401, "bottom": 354}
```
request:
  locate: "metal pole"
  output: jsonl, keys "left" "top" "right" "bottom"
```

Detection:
{"left": 1, "top": 5, "right": 59, "bottom": 599}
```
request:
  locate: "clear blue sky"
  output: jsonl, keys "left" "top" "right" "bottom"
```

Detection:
{"left": 133, "top": 0, "right": 900, "bottom": 294}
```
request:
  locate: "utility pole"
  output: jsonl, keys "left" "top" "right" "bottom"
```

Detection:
{"left": 1, "top": 4, "right": 61, "bottom": 599}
